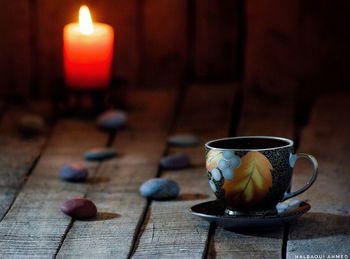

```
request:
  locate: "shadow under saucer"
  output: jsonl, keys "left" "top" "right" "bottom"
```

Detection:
{"left": 190, "top": 200, "right": 310, "bottom": 229}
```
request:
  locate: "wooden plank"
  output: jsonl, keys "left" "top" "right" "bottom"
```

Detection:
{"left": 55, "top": 90, "right": 177, "bottom": 258}
{"left": 37, "top": 0, "right": 83, "bottom": 96}
{"left": 299, "top": 1, "right": 350, "bottom": 92}
{"left": 0, "top": 120, "right": 107, "bottom": 257}
{"left": 140, "top": 0, "right": 187, "bottom": 87}
{"left": 131, "top": 84, "right": 236, "bottom": 258}
{"left": 208, "top": 91, "right": 295, "bottom": 258}
{"left": 195, "top": 0, "right": 240, "bottom": 81}
{"left": 245, "top": 0, "right": 299, "bottom": 96}
{"left": 0, "top": 105, "right": 50, "bottom": 220}
{"left": 287, "top": 94, "right": 350, "bottom": 257}
{"left": 0, "top": 0, "right": 31, "bottom": 97}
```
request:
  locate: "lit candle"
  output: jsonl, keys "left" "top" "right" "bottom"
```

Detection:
{"left": 63, "top": 6, "right": 114, "bottom": 89}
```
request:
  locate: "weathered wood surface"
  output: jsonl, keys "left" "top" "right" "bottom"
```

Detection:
{"left": 287, "top": 94, "right": 350, "bottom": 258}
{"left": 0, "top": 120, "right": 107, "bottom": 257}
{"left": 56, "top": 90, "right": 177, "bottom": 258}
{"left": 0, "top": 106, "right": 48, "bottom": 220}
{"left": 132, "top": 84, "right": 236, "bottom": 258}
{"left": 208, "top": 91, "right": 295, "bottom": 258}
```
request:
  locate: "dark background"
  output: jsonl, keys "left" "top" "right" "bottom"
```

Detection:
{"left": 0, "top": 0, "right": 350, "bottom": 99}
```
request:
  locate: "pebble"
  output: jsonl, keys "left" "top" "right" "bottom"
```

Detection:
{"left": 18, "top": 114, "right": 45, "bottom": 135}
{"left": 160, "top": 153, "right": 190, "bottom": 170}
{"left": 84, "top": 148, "right": 116, "bottom": 161}
{"left": 276, "top": 198, "right": 301, "bottom": 215}
{"left": 167, "top": 134, "right": 199, "bottom": 147}
{"left": 60, "top": 163, "right": 88, "bottom": 182}
{"left": 97, "top": 109, "right": 127, "bottom": 131}
{"left": 60, "top": 198, "right": 97, "bottom": 220}
{"left": 139, "top": 178, "right": 180, "bottom": 200}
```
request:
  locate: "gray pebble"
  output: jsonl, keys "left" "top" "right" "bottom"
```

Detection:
{"left": 60, "top": 163, "right": 88, "bottom": 182}
{"left": 139, "top": 178, "right": 180, "bottom": 200}
{"left": 60, "top": 198, "right": 97, "bottom": 220}
{"left": 18, "top": 114, "right": 45, "bottom": 135}
{"left": 97, "top": 109, "right": 127, "bottom": 131}
{"left": 84, "top": 148, "right": 116, "bottom": 161}
{"left": 160, "top": 153, "right": 190, "bottom": 170}
{"left": 168, "top": 134, "right": 199, "bottom": 147}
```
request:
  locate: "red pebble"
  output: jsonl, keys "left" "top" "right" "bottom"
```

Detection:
{"left": 60, "top": 198, "right": 97, "bottom": 220}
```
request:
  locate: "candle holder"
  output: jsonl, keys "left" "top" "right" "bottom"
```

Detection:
{"left": 54, "top": 77, "right": 127, "bottom": 117}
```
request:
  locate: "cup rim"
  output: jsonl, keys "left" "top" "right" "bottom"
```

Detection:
{"left": 205, "top": 136, "right": 294, "bottom": 151}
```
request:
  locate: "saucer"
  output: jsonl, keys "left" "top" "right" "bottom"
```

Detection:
{"left": 190, "top": 200, "right": 310, "bottom": 229}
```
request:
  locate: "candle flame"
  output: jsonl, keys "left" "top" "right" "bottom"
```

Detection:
{"left": 79, "top": 5, "right": 93, "bottom": 35}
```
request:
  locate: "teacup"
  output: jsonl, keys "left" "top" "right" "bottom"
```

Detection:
{"left": 205, "top": 136, "right": 318, "bottom": 213}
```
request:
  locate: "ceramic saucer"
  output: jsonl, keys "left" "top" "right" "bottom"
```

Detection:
{"left": 190, "top": 200, "right": 310, "bottom": 229}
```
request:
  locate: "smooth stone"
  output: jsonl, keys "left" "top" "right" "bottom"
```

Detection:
{"left": 139, "top": 178, "right": 180, "bottom": 200}
{"left": 97, "top": 109, "right": 127, "bottom": 131}
{"left": 159, "top": 153, "right": 190, "bottom": 170}
{"left": 60, "top": 198, "right": 97, "bottom": 220}
{"left": 60, "top": 163, "right": 88, "bottom": 182}
{"left": 18, "top": 114, "right": 45, "bottom": 135}
{"left": 84, "top": 148, "right": 116, "bottom": 161}
{"left": 167, "top": 134, "right": 199, "bottom": 147}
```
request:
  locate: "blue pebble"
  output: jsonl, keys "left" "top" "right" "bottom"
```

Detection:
{"left": 160, "top": 153, "right": 190, "bottom": 170}
{"left": 84, "top": 148, "right": 116, "bottom": 161}
{"left": 60, "top": 163, "right": 88, "bottom": 182}
{"left": 139, "top": 178, "right": 180, "bottom": 200}
{"left": 168, "top": 134, "right": 199, "bottom": 147}
{"left": 97, "top": 110, "right": 127, "bottom": 131}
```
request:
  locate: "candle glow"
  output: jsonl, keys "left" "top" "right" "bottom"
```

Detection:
{"left": 79, "top": 6, "right": 93, "bottom": 35}
{"left": 63, "top": 5, "right": 114, "bottom": 89}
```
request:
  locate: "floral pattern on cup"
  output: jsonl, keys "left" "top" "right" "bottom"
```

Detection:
{"left": 206, "top": 150, "right": 240, "bottom": 197}
{"left": 207, "top": 150, "right": 274, "bottom": 207}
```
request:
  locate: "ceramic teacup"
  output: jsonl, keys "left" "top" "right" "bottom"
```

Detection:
{"left": 205, "top": 136, "right": 318, "bottom": 213}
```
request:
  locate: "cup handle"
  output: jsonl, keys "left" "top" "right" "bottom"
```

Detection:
{"left": 282, "top": 153, "right": 318, "bottom": 201}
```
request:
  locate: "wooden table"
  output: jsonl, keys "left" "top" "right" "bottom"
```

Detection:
{"left": 0, "top": 84, "right": 349, "bottom": 258}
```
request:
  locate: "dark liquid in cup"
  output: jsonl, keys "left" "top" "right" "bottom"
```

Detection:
{"left": 208, "top": 137, "right": 290, "bottom": 149}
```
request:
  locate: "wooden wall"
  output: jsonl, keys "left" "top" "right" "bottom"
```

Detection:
{"left": 0, "top": 0, "right": 240, "bottom": 98}
{"left": 0, "top": 0, "right": 350, "bottom": 98}
{"left": 245, "top": 0, "right": 350, "bottom": 96}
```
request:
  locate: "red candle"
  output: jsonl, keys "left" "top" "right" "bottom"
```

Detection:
{"left": 63, "top": 6, "right": 114, "bottom": 89}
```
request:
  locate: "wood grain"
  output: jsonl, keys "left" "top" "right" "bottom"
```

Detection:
{"left": 0, "top": 120, "right": 107, "bottom": 258}
{"left": 0, "top": 105, "right": 49, "bottom": 220}
{"left": 287, "top": 94, "right": 350, "bottom": 258}
{"left": 0, "top": 1, "right": 31, "bottom": 97}
{"left": 55, "top": 90, "right": 177, "bottom": 258}
{"left": 132, "top": 84, "right": 236, "bottom": 258}
{"left": 208, "top": 89, "right": 295, "bottom": 258}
